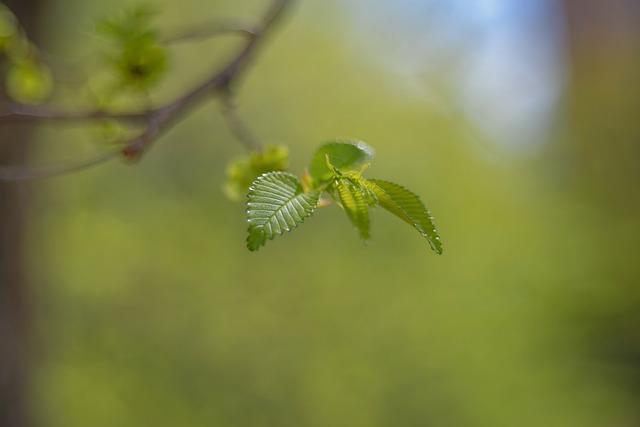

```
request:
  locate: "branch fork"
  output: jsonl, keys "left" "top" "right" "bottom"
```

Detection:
{"left": 0, "top": 0, "right": 291, "bottom": 179}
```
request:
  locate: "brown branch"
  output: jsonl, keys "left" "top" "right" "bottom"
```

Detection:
{"left": 118, "top": 0, "right": 290, "bottom": 159}
{"left": 220, "top": 91, "right": 262, "bottom": 152}
{"left": 0, "top": 0, "right": 292, "bottom": 179}
{"left": 0, "top": 103, "right": 148, "bottom": 124}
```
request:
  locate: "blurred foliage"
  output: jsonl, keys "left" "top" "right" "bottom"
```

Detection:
{"left": 224, "top": 144, "right": 289, "bottom": 201}
{"left": 93, "top": 5, "right": 167, "bottom": 93}
{"left": 0, "top": 3, "right": 52, "bottom": 103}
{"left": 5, "top": 59, "right": 53, "bottom": 103}
{"left": 18, "top": 0, "right": 640, "bottom": 427}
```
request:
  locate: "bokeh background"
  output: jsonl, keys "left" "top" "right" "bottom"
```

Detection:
{"left": 9, "top": 0, "right": 640, "bottom": 425}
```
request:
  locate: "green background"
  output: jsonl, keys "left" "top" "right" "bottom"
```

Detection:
{"left": 24, "top": 0, "right": 640, "bottom": 426}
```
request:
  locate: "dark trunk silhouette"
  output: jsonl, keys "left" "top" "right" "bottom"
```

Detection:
{"left": 0, "top": 1, "right": 40, "bottom": 426}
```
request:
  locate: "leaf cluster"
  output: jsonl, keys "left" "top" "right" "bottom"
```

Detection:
{"left": 94, "top": 6, "right": 167, "bottom": 91}
{"left": 0, "top": 4, "right": 53, "bottom": 104}
{"left": 224, "top": 145, "right": 290, "bottom": 201}
{"left": 245, "top": 140, "right": 442, "bottom": 254}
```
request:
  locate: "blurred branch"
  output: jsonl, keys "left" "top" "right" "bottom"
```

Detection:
{"left": 0, "top": 150, "right": 121, "bottom": 180}
{"left": 220, "top": 90, "right": 261, "bottom": 152}
{"left": 0, "top": 104, "right": 147, "bottom": 124}
{"left": 163, "top": 20, "right": 257, "bottom": 43}
{"left": 0, "top": 0, "right": 292, "bottom": 180}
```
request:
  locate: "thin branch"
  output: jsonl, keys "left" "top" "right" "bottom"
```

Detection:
{"left": 0, "top": 0, "right": 292, "bottom": 180}
{"left": 116, "top": 0, "right": 291, "bottom": 158}
{"left": 163, "top": 20, "right": 257, "bottom": 44}
{"left": 0, "top": 149, "right": 121, "bottom": 181}
{"left": 221, "top": 91, "right": 262, "bottom": 152}
{"left": 0, "top": 103, "right": 148, "bottom": 124}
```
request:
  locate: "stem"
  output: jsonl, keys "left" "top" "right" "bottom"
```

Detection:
{"left": 221, "top": 92, "right": 262, "bottom": 152}
{"left": 0, "top": 0, "right": 293, "bottom": 178}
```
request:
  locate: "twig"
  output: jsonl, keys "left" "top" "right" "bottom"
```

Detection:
{"left": 0, "top": 0, "right": 292, "bottom": 179}
{"left": 0, "top": 103, "right": 148, "bottom": 124}
{"left": 0, "top": 149, "right": 121, "bottom": 181}
{"left": 220, "top": 91, "right": 262, "bottom": 152}
{"left": 163, "top": 20, "right": 257, "bottom": 44}
{"left": 117, "top": 0, "right": 291, "bottom": 159}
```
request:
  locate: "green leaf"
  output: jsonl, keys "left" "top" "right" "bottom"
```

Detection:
{"left": 364, "top": 179, "right": 443, "bottom": 254}
{"left": 95, "top": 6, "right": 167, "bottom": 90}
{"left": 224, "top": 145, "right": 289, "bottom": 201}
{"left": 246, "top": 172, "right": 321, "bottom": 251}
{"left": 308, "top": 140, "right": 375, "bottom": 184}
{"left": 5, "top": 60, "right": 53, "bottom": 104}
{"left": 0, "top": 4, "right": 18, "bottom": 51}
{"left": 333, "top": 178, "right": 371, "bottom": 241}
{"left": 94, "top": 5, "right": 158, "bottom": 41}
{"left": 113, "top": 41, "right": 167, "bottom": 88}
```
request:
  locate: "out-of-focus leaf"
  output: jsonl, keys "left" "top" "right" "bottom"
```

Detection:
{"left": 94, "top": 5, "right": 158, "bottom": 41}
{"left": 246, "top": 172, "right": 321, "bottom": 251}
{"left": 112, "top": 42, "right": 166, "bottom": 88}
{"left": 224, "top": 145, "right": 290, "bottom": 201}
{"left": 0, "top": 4, "right": 18, "bottom": 51}
{"left": 95, "top": 6, "right": 167, "bottom": 90}
{"left": 5, "top": 60, "right": 53, "bottom": 104}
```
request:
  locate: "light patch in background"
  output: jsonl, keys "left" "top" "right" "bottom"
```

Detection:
{"left": 344, "top": 0, "right": 568, "bottom": 153}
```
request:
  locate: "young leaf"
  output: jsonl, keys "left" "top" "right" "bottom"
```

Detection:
{"left": 246, "top": 172, "right": 321, "bottom": 251}
{"left": 364, "top": 179, "right": 443, "bottom": 254}
{"left": 333, "top": 178, "right": 371, "bottom": 241}
{"left": 95, "top": 6, "right": 167, "bottom": 90}
{"left": 308, "top": 140, "right": 375, "bottom": 184}
{"left": 224, "top": 145, "right": 289, "bottom": 201}
{"left": 5, "top": 60, "right": 53, "bottom": 104}
{"left": 0, "top": 4, "right": 18, "bottom": 52}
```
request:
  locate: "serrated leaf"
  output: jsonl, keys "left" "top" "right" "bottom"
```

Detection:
{"left": 334, "top": 178, "right": 371, "bottom": 241}
{"left": 308, "top": 140, "right": 375, "bottom": 184}
{"left": 353, "top": 176, "right": 378, "bottom": 207}
{"left": 246, "top": 172, "right": 321, "bottom": 251}
{"left": 94, "top": 5, "right": 158, "bottom": 40}
{"left": 364, "top": 179, "right": 443, "bottom": 254}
